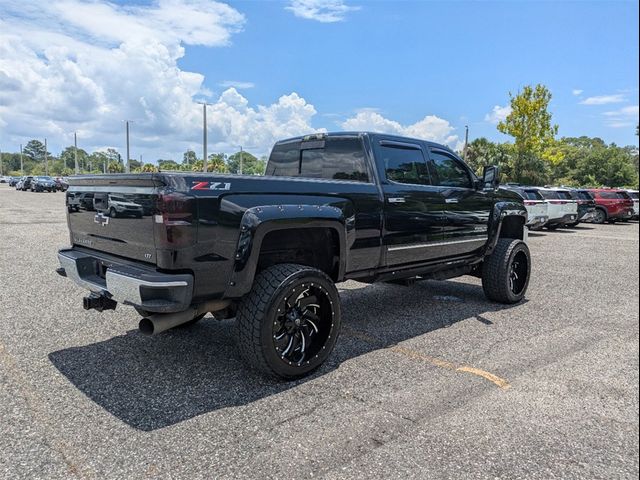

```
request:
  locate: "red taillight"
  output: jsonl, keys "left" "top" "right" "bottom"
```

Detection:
{"left": 154, "top": 193, "right": 196, "bottom": 247}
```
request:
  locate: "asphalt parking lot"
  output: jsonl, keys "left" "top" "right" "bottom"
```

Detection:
{"left": 0, "top": 184, "right": 638, "bottom": 480}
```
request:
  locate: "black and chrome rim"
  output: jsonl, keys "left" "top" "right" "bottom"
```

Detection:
{"left": 272, "top": 282, "right": 334, "bottom": 367}
{"left": 509, "top": 251, "right": 528, "bottom": 295}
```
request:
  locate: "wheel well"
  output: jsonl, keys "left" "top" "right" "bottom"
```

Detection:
{"left": 595, "top": 206, "right": 608, "bottom": 217}
{"left": 257, "top": 227, "right": 340, "bottom": 281}
{"left": 499, "top": 215, "right": 526, "bottom": 240}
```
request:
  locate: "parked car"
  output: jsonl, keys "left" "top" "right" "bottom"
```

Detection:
{"left": 548, "top": 188, "right": 596, "bottom": 226}
{"left": 587, "top": 189, "right": 635, "bottom": 223}
{"left": 17, "top": 176, "right": 34, "bottom": 191}
{"left": 625, "top": 190, "right": 639, "bottom": 220}
{"left": 535, "top": 188, "right": 578, "bottom": 229}
{"left": 54, "top": 177, "right": 69, "bottom": 192}
{"left": 31, "top": 176, "right": 57, "bottom": 192}
{"left": 0, "top": 176, "right": 7, "bottom": 183}
{"left": 8, "top": 176, "right": 21, "bottom": 187}
{"left": 66, "top": 192, "right": 81, "bottom": 212}
{"left": 503, "top": 186, "right": 549, "bottom": 230}
{"left": 93, "top": 193, "right": 144, "bottom": 218}
{"left": 57, "top": 132, "right": 531, "bottom": 380}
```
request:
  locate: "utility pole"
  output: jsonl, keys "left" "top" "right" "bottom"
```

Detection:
{"left": 125, "top": 121, "right": 131, "bottom": 173}
{"left": 239, "top": 146, "right": 243, "bottom": 175}
{"left": 197, "top": 102, "right": 209, "bottom": 172}
{"left": 44, "top": 138, "right": 48, "bottom": 176}
{"left": 20, "top": 144, "right": 23, "bottom": 175}
{"left": 463, "top": 125, "right": 469, "bottom": 161}
{"left": 0, "top": 146, "right": 3, "bottom": 177}
{"left": 74, "top": 132, "right": 79, "bottom": 174}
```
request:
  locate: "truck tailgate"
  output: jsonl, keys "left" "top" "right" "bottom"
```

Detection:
{"left": 66, "top": 175, "right": 162, "bottom": 264}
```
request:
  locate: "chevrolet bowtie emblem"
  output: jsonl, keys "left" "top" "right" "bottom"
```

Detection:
{"left": 94, "top": 212, "right": 110, "bottom": 226}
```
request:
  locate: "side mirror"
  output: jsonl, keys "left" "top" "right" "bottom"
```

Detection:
{"left": 482, "top": 165, "right": 500, "bottom": 190}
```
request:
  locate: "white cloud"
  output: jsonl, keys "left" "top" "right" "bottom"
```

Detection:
{"left": 579, "top": 94, "right": 626, "bottom": 105}
{"left": 218, "top": 80, "right": 255, "bottom": 89}
{"left": 286, "top": 0, "right": 360, "bottom": 23}
{"left": 341, "top": 111, "right": 459, "bottom": 147}
{"left": 484, "top": 104, "right": 511, "bottom": 124}
{"left": 602, "top": 105, "right": 639, "bottom": 128}
{"left": 0, "top": 0, "right": 322, "bottom": 160}
{"left": 572, "top": 89, "right": 583, "bottom": 96}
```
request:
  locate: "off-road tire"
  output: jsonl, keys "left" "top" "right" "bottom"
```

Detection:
{"left": 482, "top": 238, "right": 531, "bottom": 304}
{"left": 236, "top": 263, "right": 341, "bottom": 380}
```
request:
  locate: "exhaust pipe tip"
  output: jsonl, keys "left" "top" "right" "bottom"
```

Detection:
{"left": 138, "top": 317, "right": 155, "bottom": 336}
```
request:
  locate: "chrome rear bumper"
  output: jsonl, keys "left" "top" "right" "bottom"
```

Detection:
{"left": 57, "top": 248, "right": 193, "bottom": 313}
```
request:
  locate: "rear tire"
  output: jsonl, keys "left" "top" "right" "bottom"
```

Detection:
{"left": 592, "top": 208, "right": 607, "bottom": 224}
{"left": 482, "top": 238, "right": 531, "bottom": 304}
{"left": 236, "top": 263, "right": 341, "bottom": 380}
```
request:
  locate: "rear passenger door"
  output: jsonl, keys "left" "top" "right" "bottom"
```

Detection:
{"left": 375, "top": 140, "right": 444, "bottom": 266}
{"left": 427, "top": 148, "right": 493, "bottom": 257}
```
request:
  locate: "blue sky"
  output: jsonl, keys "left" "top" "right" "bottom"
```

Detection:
{"left": 0, "top": 0, "right": 638, "bottom": 161}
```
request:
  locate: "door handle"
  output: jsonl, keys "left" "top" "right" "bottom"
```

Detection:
{"left": 388, "top": 197, "right": 406, "bottom": 204}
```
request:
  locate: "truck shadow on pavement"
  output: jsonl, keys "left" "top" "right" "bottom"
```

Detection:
{"left": 49, "top": 279, "right": 521, "bottom": 431}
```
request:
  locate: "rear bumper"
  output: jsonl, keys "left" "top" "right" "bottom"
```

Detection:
{"left": 57, "top": 248, "right": 193, "bottom": 313}
{"left": 546, "top": 213, "right": 578, "bottom": 226}
{"left": 526, "top": 215, "right": 548, "bottom": 229}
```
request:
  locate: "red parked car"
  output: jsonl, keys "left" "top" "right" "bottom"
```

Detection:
{"left": 587, "top": 189, "right": 635, "bottom": 224}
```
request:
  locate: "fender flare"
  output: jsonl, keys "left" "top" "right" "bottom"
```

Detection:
{"left": 224, "top": 204, "right": 353, "bottom": 297}
{"left": 485, "top": 201, "right": 528, "bottom": 256}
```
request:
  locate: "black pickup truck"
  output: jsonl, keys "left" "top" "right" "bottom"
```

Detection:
{"left": 57, "top": 132, "right": 530, "bottom": 379}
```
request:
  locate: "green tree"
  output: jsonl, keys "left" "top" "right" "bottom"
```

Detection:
{"left": 89, "top": 152, "right": 109, "bottom": 173}
{"left": 60, "top": 146, "right": 89, "bottom": 171}
{"left": 207, "top": 153, "right": 228, "bottom": 173}
{"left": 227, "top": 151, "right": 265, "bottom": 175}
{"left": 23, "top": 140, "right": 50, "bottom": 162}
{"left": 158, "top": 159, "right": 181, "bottom": 170}
{"left": 497, "top": 84, "right": 558, "bottom": 184}
{"left": 183, "top": 149, "right": 198, "bottom": 166}
{"left": 107, "top": 161, "right": 124, "bottom": 173}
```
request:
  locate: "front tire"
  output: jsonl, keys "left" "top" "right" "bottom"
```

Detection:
{"left": 236, "top": 263, "right": 341, "bottom": 380}
{"left": 482, "top": 238, "right": 531, "bottom": 304}
{"left": 109, "top": 207, "right": 117, "bottom": 218}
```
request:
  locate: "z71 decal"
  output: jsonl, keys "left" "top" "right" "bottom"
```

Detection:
{"left": 191, "top": 181, "right": 232, "bottom": 191}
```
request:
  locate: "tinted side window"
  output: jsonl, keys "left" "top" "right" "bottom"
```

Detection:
{"left": 598, "top": 191, "right": 617, "bottom": 199}
{"left": 538, "top": 190, "right": 560, "bottom": 200}
{"left": 523, "top": 190, "right": 543, "bottom": 200}
{"left": 429, "top": 150, "right": 472, "bottom": 188}
{"left": 380, "top": 145, "right": 430, "bottom": 185}
{"left": 300, "top": 138, "right": 369, "bottom": 182}
{"left": 266, "top": 142, "right": 300, "bottom": 176}
{"left": 556, "top": 191, "right": 572, "bottom": 200}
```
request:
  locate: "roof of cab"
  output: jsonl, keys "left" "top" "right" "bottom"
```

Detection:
{"left": 272, "top": 131, "right": 455, "bottom": 152}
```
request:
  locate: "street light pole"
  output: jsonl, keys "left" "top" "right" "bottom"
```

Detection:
{"left": 44, "top": 138, "right": 48, "bottom": 176}
{"left": 0, "top": 146, "right": 3, "bottom": 177}
{"left": 125, "top": 121, "right": 131, "bottom": 173}
{"left": 463, "top": 125, "right": 469, "bottom": 161}
{"left": 20, "top": 144, "right": 23, "bottom": 175}
{"left": 239, "top": 146, "right": 243, "bottom": 175}
{"left": 196, "top": 102, "right": 209, "bottom": 172}
{"left": 74, "top": 132, "right": 79, "bottom": 174}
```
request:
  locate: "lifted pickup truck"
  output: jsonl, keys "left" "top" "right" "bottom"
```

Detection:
{"left": 57, "top": 132, "right": 530, "bottom": 379}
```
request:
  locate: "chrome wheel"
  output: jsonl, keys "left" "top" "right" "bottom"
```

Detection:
{"left": 272, "top": 282, "right": 334, "bottom": 367}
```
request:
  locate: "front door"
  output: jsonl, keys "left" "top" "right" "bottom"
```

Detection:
{"left": 427, "top": 148, "right": 493, "bottom": 257}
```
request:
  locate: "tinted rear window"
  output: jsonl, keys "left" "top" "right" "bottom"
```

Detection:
{"left": 380, "top": 145, "right": 431, "bottom": 185}
{"left": 538, "top": 190, "right": 560, "bottom": 200}
{"left": 575, "top": 191, "right": 594, "bottom": 200}
{"left": 523, "top": 190, "right": 543, "bottom": 200}
{"left": 266, "top": 138, "right": 369, "bottom": 182}
{"left": 598, "top": 191, "right": 619, "bottom": 199}
{"left": 616, "top": 191, "right": 631, "bottom": 199}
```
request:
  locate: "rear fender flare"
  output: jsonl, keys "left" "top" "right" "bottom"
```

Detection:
{"left": 225, "top": 204, "right": 352, "bottom": 297}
